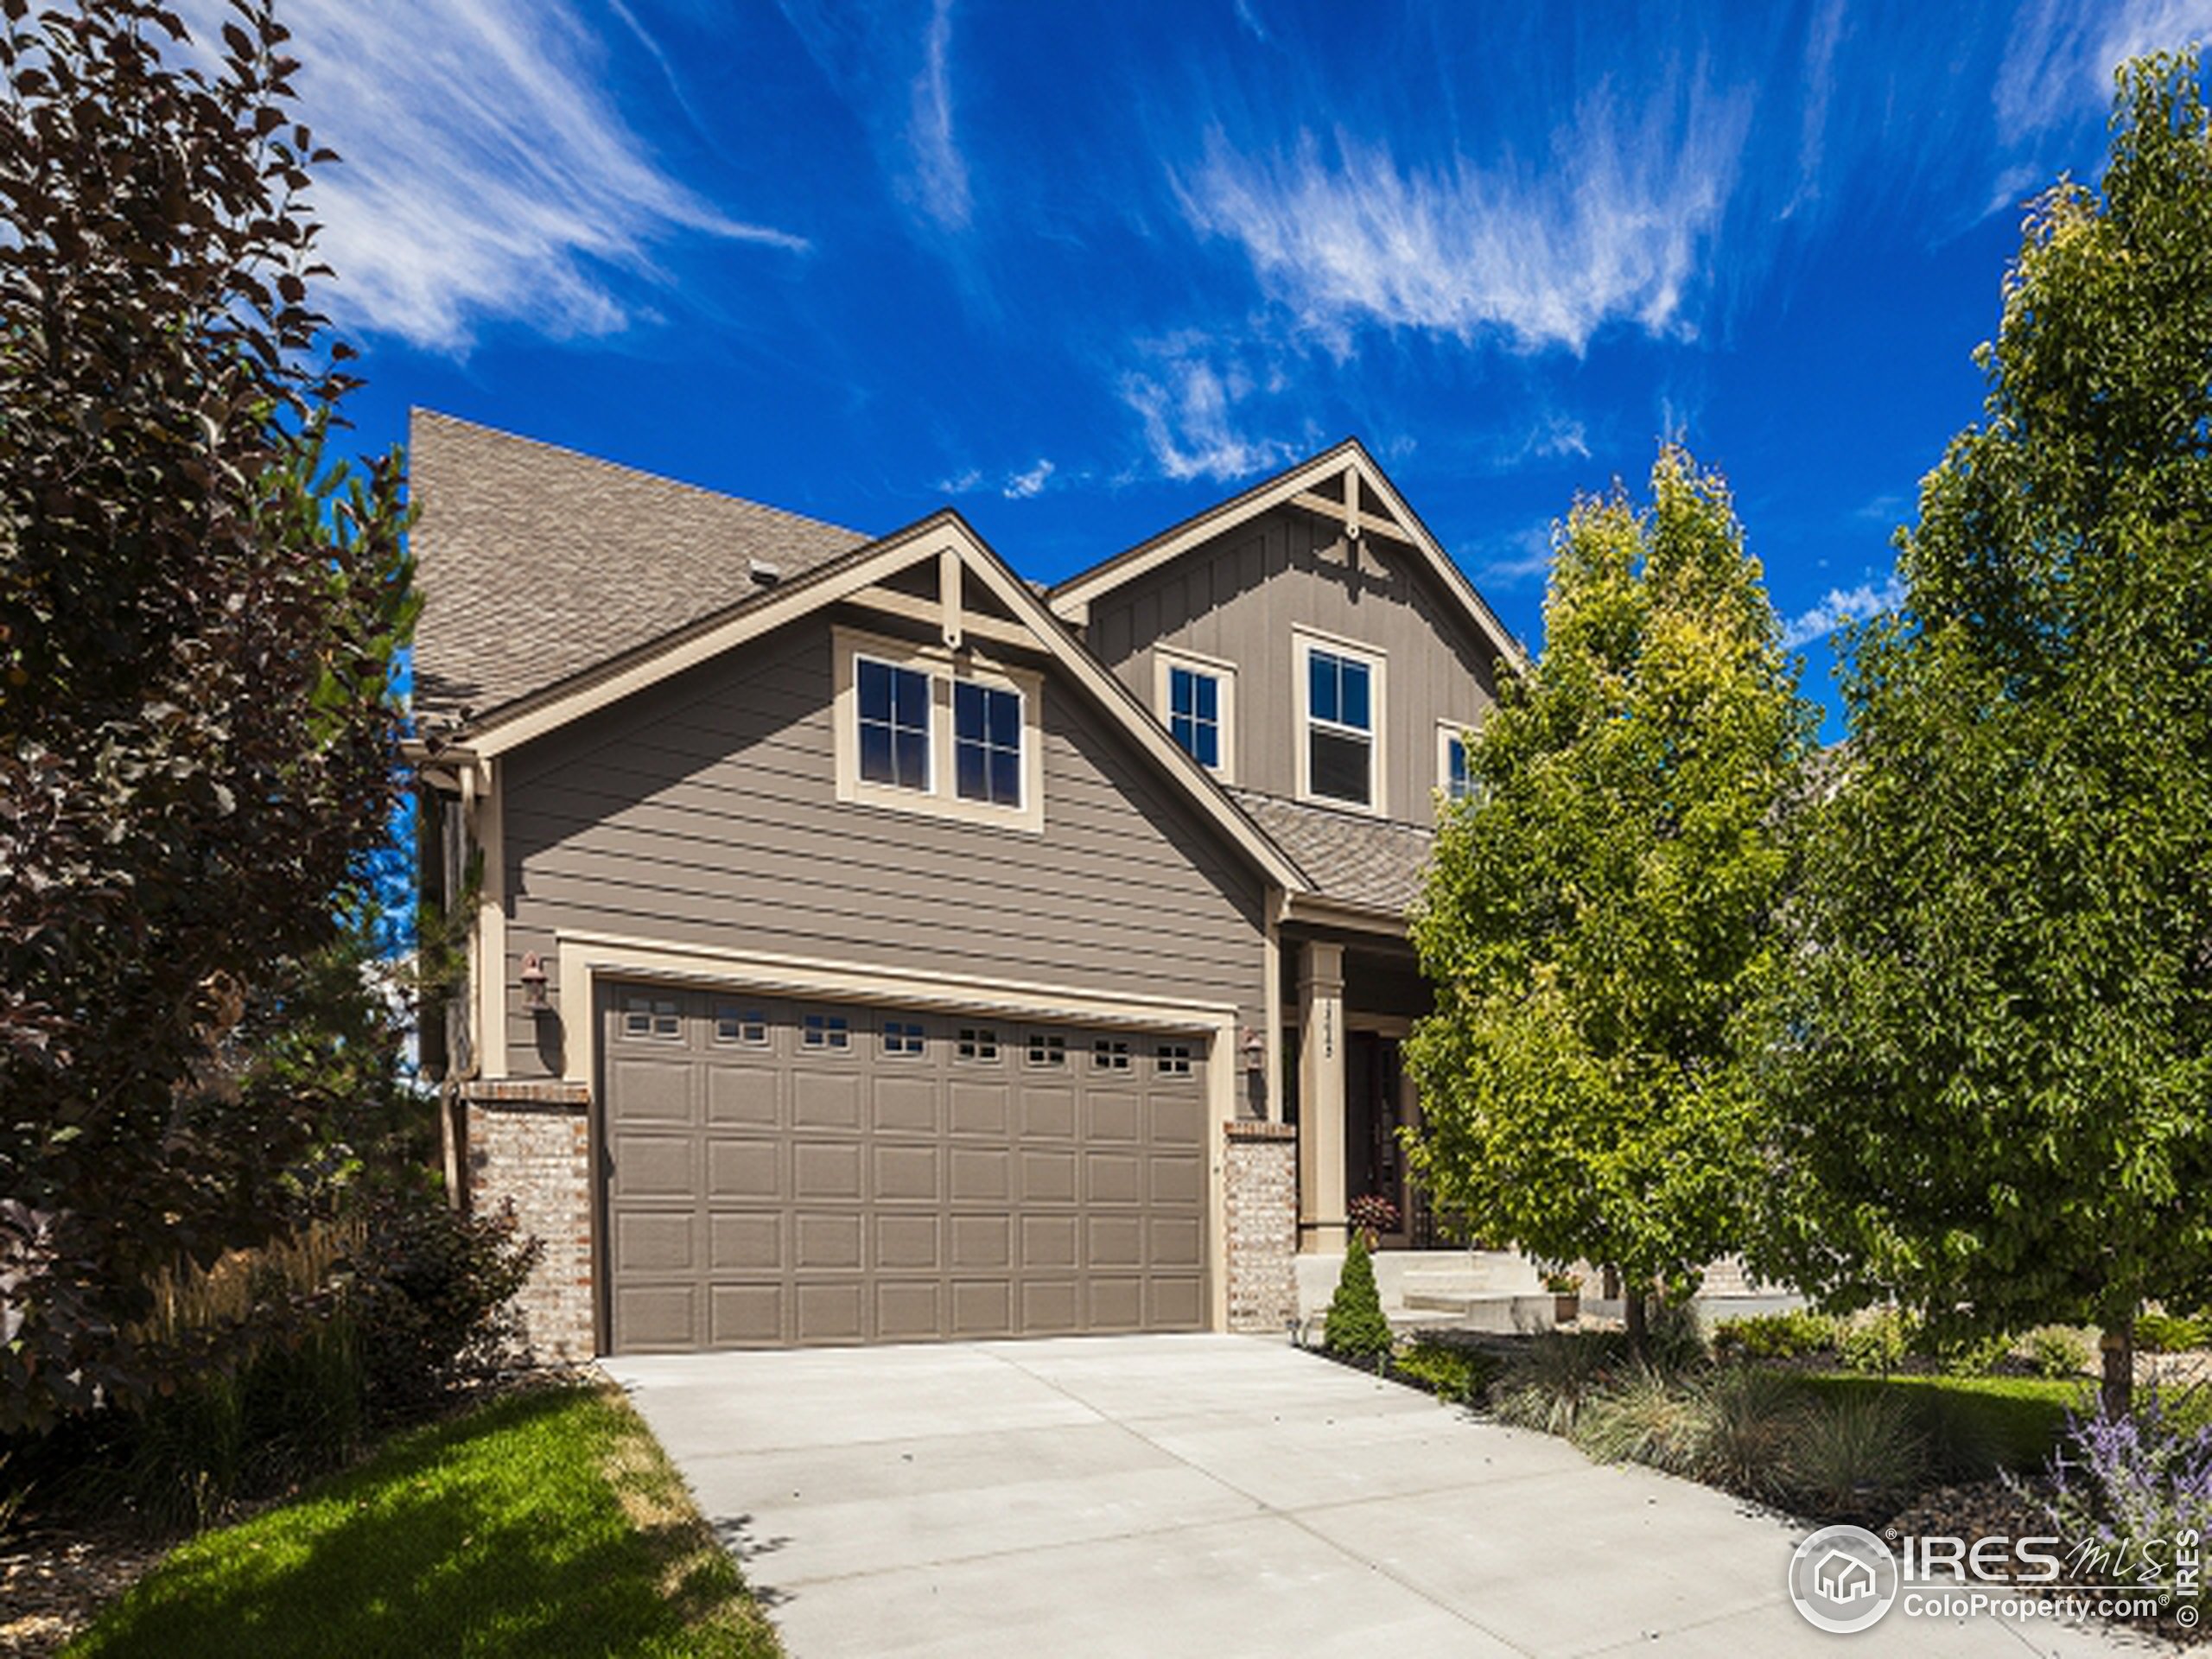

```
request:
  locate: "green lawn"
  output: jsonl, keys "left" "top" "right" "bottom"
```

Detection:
{"left": 66, "top": 1384, "right": 781, "bottom": 1659}
{"left": 1798, "top": 1371, "right": 2089, "bottom": 1478}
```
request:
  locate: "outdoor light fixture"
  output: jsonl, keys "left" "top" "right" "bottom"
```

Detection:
{"left": 1241, "top": 1027, "right": 1265, "bottom": 1072}
{"left": 519, "top": 952, "right": 550, "bottom": 1012}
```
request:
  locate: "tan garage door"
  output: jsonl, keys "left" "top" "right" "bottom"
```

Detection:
{"left": 601, "top": 982, "right": 1210, "bottom": 1351}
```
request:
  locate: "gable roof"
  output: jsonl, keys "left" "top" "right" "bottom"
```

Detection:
{"left": 412, "top": 429, "right": 1310, "bottom": 893}
{"left": 1046, "top": 438, "right": 1529, "bottom": 677}
{"left": 410, "top": 410, "right": 867, "bottom": 724}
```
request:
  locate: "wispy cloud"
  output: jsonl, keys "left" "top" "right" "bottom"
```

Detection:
{"left": 1121, "top": 339, "right": 1300, "bottom": 483}
{"left": 1002, "top": 458, "right": 1056, "bottom": 499}
{"left": 1524, "top": 414, "right": 1591, "bottom": 462}
{"left": 262, "top": 0, "right": 804, "bottom": 353}
{"left": 1789, "top": 0, "right": 1848, "bottom": 214}
{"left": 1177, "top": 72, "right": 1754, "bottom": 354}
{"left": 906, "top": 0, "right": 972, "bottom": 230}
{"left": 1471, "top": 521, "right": 1557, "bottom": 591}
{"left": 1994, "top": 0, "right": 2212, "bottom": 143}
{"left": 779, "top": 0, "right": 976, "bottom": 238}
{"left": 1780, "top": 575, "right": 1905, "bottom": 651}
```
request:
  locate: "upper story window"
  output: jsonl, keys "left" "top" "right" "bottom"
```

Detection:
{"left": 858, "top": 658, "right": 931, "bottom": 790}
{"left": 1297, "top": 631, "right": 1384, "bottom": 812}
{"left": 1153, "top": 646, "right": 1236, "bottom": 781}
{"left": 954, "top": 682, "right": 1023, "bottom": 807}
{"left": 1438, "top": 721, "right": 1476, "bottom": 805}
{"left": 1169, "top": 668, "right": 1219, "bottom": 766}
{"left": 835, "top": 627, "right": 1045, "bottom": 833}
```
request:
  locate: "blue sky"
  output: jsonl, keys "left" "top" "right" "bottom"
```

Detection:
{"left": 275, "top": 0, "right": 2212, "bottom": 725}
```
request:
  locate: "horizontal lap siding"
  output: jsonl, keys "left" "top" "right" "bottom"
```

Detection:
{"left": 1090, "top": 505, "right": 1505, "bottom": 826}
{"left": 497, "top": 613, "right": 1266, "bottom": 1077}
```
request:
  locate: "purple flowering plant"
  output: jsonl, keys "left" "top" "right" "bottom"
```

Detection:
{"left": 2027, "top": 1385, "right": 2212, "bottom": 1602}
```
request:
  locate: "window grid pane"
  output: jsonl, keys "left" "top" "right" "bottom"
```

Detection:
{"left": 802, "top": 1012, "right": 851, "bottom": 1050}
{"left": 858, "top": 659, "right": 931, "bottom": 790}
{"left": 714, "top": 1005, "right": 768, "bottom": 1046}
{"left": 1307, "top": 647, "right": 1375, "bottom": 804}
{"left": 954, "top": 681, "right": 1022, "bottom": 806}
{"left": 1168, "top": 666, "right": 1221, "bottom": 769}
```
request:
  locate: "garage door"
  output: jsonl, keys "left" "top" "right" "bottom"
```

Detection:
{"left": 601, "top": 983, "right": 1210, "bottom": 1351}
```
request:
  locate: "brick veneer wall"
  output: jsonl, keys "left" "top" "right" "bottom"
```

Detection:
{"left": 1224, "top": 1121, "right": 1299, "bottom": 1332}
{"left": 461, "top": 1080, "right": 594, "bottom": 1361}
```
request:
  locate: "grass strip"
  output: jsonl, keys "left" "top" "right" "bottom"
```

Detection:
{"left": 66, "top": 1382, "right": 780, "bottom": 1659}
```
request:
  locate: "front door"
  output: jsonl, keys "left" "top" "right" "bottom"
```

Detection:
{"left": 1344, "top": 1030, "right": 1408, "bottom": 1246}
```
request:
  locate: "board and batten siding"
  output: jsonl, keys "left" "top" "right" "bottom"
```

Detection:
{"left": 1088, "top": 504, "right": 1507, "bottom": 827}
{"left": 493, "top": 610, "right": 1268, "bottom": 1078}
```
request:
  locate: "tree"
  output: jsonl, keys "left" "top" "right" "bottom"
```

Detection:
{"left": 0, "top": 0, "right": 414, "bottom": 1431}
{"left": 1406, "top": 448, "right": 1814, "bottom": 1358}
{"left": 1755, "top": 50, "right": 2212, "bottom": 1418}
{"left": 1322, "top": 1228, "right": 1392, "bottom": 1360}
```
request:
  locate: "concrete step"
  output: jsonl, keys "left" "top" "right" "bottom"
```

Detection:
{"left": 1395, "top": 1292, "right": 1563, "bottom": 1334}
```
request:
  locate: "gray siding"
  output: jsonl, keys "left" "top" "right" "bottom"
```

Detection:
{"left": 1088, "top": 505, "right": 1507, "bottom": 827}
{"left": 496, "top": 611, "right": 1267, "bottom": 1078}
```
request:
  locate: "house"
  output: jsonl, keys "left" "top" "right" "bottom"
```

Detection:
{"left": 408, "top": 410, "right": 1524, "bottom": 1358}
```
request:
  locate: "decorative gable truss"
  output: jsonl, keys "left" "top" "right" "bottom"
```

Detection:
{"left": 1046, "top": 440, "right": 1529, "bottom": 680}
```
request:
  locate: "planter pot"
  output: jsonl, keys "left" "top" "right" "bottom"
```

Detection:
{"left": 1554, "top": 1293, "right": 1580, "bottom": 1324}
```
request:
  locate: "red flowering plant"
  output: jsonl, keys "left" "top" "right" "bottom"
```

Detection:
{"left": 1348, "top": 1194, "right": 1401, "bottom": 1249}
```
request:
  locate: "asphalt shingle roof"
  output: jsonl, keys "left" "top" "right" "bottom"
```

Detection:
{"left": 410, "top": 410, "right": 868, "bottom": 724}
{"left": 1229, "top": 788, "right": 1435, "bottom": 915}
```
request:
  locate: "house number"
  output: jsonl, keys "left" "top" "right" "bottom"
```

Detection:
{"left": 1322, "top": 1002, "right": 1333, "bottom": 1060}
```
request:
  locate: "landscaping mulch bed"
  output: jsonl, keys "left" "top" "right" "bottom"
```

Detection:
{"left": 1, "top": 1526, "right": 166, "bottom": 1659}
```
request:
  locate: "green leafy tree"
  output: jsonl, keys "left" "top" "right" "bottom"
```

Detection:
{"left": 0, "top": 0, "right": 414, "bottom": 1431}
{"left": 1407, "top": 448, "right": 1814, "bottom": 1359}
{"left": 1322, "top": 1229, "right": 1393, "bottom": 1359}
{"left": 1756, "top": 50, "right": 2212, "bottom": 1418}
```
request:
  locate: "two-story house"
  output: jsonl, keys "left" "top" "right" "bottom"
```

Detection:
{"left": 410, "top": 410, "right": 1523, "bottom": 1358}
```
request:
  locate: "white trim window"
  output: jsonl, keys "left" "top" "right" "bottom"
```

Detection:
{"left": 1295, "top": 630, "right": 1384, "bottom": 812}
{"left": 856, "top": 658, "right": 931, "bottom": 790}
{"left": 1436, "top": 719, "right": 1478, "bottom": 805}
{"left": 1153, "top": 646, "right": 1236, "bottom": 779}
{"left": 953, "top": 681, "right": 1023, "bottom": 807}
{"left": 834, "top": 627, "right": 1045, "bottom": 832}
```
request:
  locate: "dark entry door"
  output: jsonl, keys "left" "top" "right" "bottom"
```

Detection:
{"left": 1344, "top": 1031, "right": 1407, "bottom": 1243}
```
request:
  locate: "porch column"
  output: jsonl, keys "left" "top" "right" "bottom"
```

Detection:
{"left": 1297, "top": 939, "right": 1347, "bottom": 1252}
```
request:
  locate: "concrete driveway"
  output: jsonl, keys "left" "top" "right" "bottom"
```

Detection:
{"left": 604, "top": 1335, "right": 2152, "bottom": 1658}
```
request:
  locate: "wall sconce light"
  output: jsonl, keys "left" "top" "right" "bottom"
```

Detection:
{"left": 519, "top": 952, "right": 550, "bottom": 1012}
{"left": 1241, "top": 1027, "right": 1266, "bottom": 1073}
